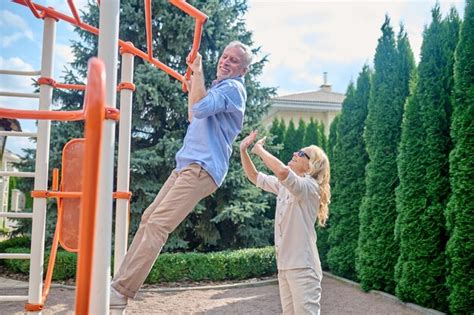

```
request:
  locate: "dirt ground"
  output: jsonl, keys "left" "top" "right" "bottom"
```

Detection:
{"left": 0, "top": 276, "right": 424, "bottom": 315}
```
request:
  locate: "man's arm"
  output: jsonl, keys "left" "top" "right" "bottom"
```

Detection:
{"left": 186, "top": 53, "right": 207, "bottom": 122}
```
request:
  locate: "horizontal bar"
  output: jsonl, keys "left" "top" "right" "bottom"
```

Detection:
{"left": 0, "top": 107, "right": 85, "bottom": 121}
{"left": 55, "top": 82, "right": 86, "bottom": 90}
{"left": 0, "top": 295, "right": 29, "bottom": 302}
{"left": 0, "top": 253, "right": 31, "bottom": 259}
{"left": 0, "top": 69, "right": 41, "bottom": 76}
{"left": 0, "top": 171, "right": 35, "bottom": 178}
{"left": 0, "top": 212, "right": 33, "bottom": 218}
{"left": 0, "top": 131, "right": 37, "bottom": 137}
{"left": 0, "top": 91, "right": 40, "bottom": 98}
{"left": 13, "top": 0, "right": 185, "bottom": 83}
{"left": 47, "top": 191, "right": 81, "bottom": 198}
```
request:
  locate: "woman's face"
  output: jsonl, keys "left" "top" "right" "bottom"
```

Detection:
{"left": 288, "top": 149, "right": 310, "bottom": 175}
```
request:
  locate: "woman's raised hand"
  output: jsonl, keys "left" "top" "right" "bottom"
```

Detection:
{"left": 251, "top": 136, "right": 267, "bottom": 155}
{"left": 240, "top": 130, "right": 258, "bottom": 151}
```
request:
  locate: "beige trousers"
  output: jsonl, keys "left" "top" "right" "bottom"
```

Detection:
{"left": 278, "top": 268, "right": 322, "bottom": 315}
{"left": 112, "top": 163, "right": 217, "bottom": 298}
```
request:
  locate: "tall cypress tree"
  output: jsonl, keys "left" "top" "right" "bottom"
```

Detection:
{"left": 395, "top": 6, "right": 460, "bottom": 311}
{"left": 295, "top": 118, "right": 306, "bottom": 150}
{"left": 446, "top": 0, "right": 474, "bottom": 312}
{"left": 282, "top": 119, "right": 297, "bottom": 164}
{"left": 303, "top": 117, "right": 320, "bottom": 147}
{"left": 327, "top": 116, "right": 339, "bottom": 165}
{"left": 357, "top": 17, "right": 414, "bottom": 293}
{"left": 267, "top": 117, "right": 284, "bottom": 158}
{"left": 317, "top": 114, "right": 339, "bottom": 270}
{"left": 269, "top": 117, "right": 284, "bottom": 144}
{"left": 318, "top": 123, "right": 328, "bottom": 152}
{"left": 328, "top": 65, "right": 370, "bottom": 281}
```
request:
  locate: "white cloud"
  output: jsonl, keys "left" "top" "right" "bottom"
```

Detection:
{"left": 5, "top": 134, "right": 36, "bottom": 158}
{"left": 246, "top": 0, "right": 464, "bottom": 95}
{"left": 56, "top": 43, "right": 75, "bottom": 65}
{"left": 0, "top": 57, "right": 36, "bottom": 88}
{"left": 0, "top": 57, "right": 39, "bottom": 110}
{"left": 0, "top": 10, "right": 34, "bottom": 47}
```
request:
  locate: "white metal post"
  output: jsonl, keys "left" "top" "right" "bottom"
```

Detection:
{"left": 114, "top": 52, "right": 134, "bottom": 275}
{"left": 91, "top": 0, "right": 121, "bottom": 313}
{"left": 27, "top": 16, "right": 56, "bottom": 313}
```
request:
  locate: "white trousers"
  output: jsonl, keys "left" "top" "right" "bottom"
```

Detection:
{"left": 278, "top": 268, "right": 322, "bottom": 315}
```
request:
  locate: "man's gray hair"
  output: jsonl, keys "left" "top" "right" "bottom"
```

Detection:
{"left": 226, "top": 40, "right": 253, "bottom": 69}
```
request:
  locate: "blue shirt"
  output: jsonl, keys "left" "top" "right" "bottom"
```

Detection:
{"left": 175, "top": 77, "right": 247, "bottom": 186}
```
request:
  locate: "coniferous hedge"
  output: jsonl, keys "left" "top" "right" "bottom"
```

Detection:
{"left": 356, "top": 17, "right": 414, "bottom": 293}
{"left": 303, "top": 118, "right": 321, "bottom": 148}
{"left": 395, "top": 6, "right": 460, "bottom": 312}
{"left": 446, "top": 0, "right": 474, "bottom": 312}
{"left": 282, "top": 119, "right": 298, "bottom": 164}
{"left": 318, "top": 115, "right": 340, "bottom": 270}
{"left": 328, "top": 66, "right": 370, "bottom": 281}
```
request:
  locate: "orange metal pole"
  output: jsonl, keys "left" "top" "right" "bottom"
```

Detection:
{"left": 67, "top": 0, "right": 82, "bottom": 25}
{"left": 52, "top": 168, "right": 59, "bottom": 191}
{"left": 75, "top": 57, "right": 106, "bottom": 315}
{"left": 41, "top": 215, "right": 61, "bottom": 302}
{"left": 182, "top": 19, "right": 206, "bottom": 87}
{"left": 169, "top": 0, "right": 208, "bottom": 22}
{"left": 145, "top": 0, "right": 153, "bottom": 60}
{"left": 24, "top": 0, "right": 43, "bottom": 18}
{"left": 0, "top": 108, "right": 84, "bottom": 121}
{"left": 14, "top": 0, "right": 100, "bottom": 36}
{"left": 168, "top": 0, "right": 208, "bottom": 91}
{"left": 54, "top": 83, "right": 86, "bottom": 90}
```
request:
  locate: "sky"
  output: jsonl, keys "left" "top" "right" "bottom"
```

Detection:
{"left": 0, "top": 0, "right": 466, "bottom": 156}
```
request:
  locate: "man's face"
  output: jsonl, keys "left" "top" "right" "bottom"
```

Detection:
{"left": 216, "top": 45, "right": 247, "bottom": 81}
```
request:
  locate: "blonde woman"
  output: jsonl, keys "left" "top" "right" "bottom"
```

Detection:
{"left": 240, "top": 130, "right": 331, "bottom": 315}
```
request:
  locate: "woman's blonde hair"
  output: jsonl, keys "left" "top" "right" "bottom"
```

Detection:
{"left": 303, "top": 145, "right": 331, "bottom": 227}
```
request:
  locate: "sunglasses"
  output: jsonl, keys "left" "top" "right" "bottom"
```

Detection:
{"left": 297, "top": 150, "right": 310, "bottom": 159}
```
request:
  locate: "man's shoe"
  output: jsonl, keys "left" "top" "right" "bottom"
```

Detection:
{"left": 110, "top": 286, "right": 128, "bottom": 308}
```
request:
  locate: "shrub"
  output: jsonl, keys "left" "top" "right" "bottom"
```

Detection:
{"left": 1, "top": 236, "right": 276, "bottom": 284}
{"left": 146, "top": 247, "right": 276, "bottom": 283}
{"left": 0, "top": 236, "right": 31, "bottom": 253}
{"left": 4, "top": 247, "right": 30, "bottom": 273}
{"left": 3, "top": 246, "right": 77, "bottom": 280}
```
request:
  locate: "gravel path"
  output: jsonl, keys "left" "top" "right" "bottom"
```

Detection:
{"left": 0, "top": 274, "right": 427, "bottom": 314}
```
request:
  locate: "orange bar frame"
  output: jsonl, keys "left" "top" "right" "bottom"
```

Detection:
{"left": 74, "top": 58, "right": 105, "bottom": 314}
{"left": 5, "top": 58, "right": 108, "bottom": 313}
{"left": 14, "top": 0, "right": 208, "bottom": 89}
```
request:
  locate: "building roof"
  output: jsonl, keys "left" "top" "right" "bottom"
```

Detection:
{"left": 3, "top": 149, "right": 20, "bottom": 162}
{"left": 271, "top": 86, "right": 345, "bottom": 112}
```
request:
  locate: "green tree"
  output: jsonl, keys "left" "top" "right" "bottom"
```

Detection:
{"left": 268, "top": 117, "right": 285, "bottom": 159}
{"left": 395, "top": 6, "right": 460, "bottom": 311}
{"left": 303, "top": 117, "right": 320, "bottom": 147}
{"left": 446, "top": 0, "right": 474, "bottom": 312}
{"left": 17, "top": 0, "right": 276, "bottom": 251}
{"left": 356, "top": 17, "right": 414, "bottom": 293}
{"left": 282, "top": 119, "right": 297, "bottom": 164}
{"left": 328, "top": 65, "right": 370, "bottom": 281}
{"left": 318, "top": 114, "right": 339, "bottom": 270}
{"left": 269, "top": 117, "right": 285, "bottom": 144}
{"left": 318, "top": 123, "right": 328, "bottom": 152}
{"left": 327, "top": 116, "right": 339, "bottom": 164}
{"left": 295, "top": 119, "right": 306, "bottom": 150}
